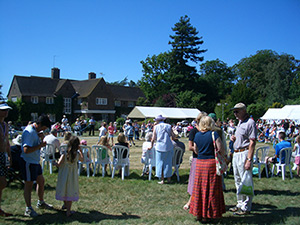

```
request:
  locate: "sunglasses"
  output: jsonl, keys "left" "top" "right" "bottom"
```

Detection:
{"left": 0, "top": 109, "right": 9, "bottom": 111}
{"left": 233, "top": 110, "right": 239, "bottom": 114}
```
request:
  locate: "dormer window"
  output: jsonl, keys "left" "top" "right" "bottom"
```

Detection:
{"left": 31, "top": 96, "right": 38, "bottom": 104}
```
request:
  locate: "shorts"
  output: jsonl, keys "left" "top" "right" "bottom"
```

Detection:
{"left": 108, "top": 134, "right": 114, "bottom": 138}
{"left": 295, "top": 156, "right": 300, "bottom": 165}
{"left": 20, "top": 158, "right": 43, "bottom": 181}
{"left": 0, "top": 152, "right": 8, "bottom": 177}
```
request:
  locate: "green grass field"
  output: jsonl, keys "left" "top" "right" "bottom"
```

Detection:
{"left": 1, "top": 135, "right": 300, "bottom": 224}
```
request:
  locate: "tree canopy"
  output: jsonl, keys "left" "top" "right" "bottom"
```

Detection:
{"left": 137, "top": 16, "right": 300, "bottom": 121}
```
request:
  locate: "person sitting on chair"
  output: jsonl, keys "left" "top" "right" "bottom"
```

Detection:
{"left": 266, "top": 132, "right": 291, "bottom": 169}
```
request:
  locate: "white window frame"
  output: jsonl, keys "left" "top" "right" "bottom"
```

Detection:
{"left": 96, "top": 98, "right": 107, "bottom": 105}
{"left": 115, "top": 100, "right": 121, "bottom": 107}
{"left": 11, "top": 97, "right": 17, "bottom": 102}
{"left": 31, "top": 96, "right": 38, "bottom": 104}
{"left": 128, "top": 101, "right": 134, "bottom": 107}
{"left": 46, "top": 97, "right": 54, "bottom": 104}
{"left": 64, "top": 98, "right": 71, "bottom": 114}
{"left": 31, "top": 113, "right": 38, "bottom": 122}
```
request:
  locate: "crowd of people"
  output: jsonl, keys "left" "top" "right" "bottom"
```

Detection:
{"left": 1, "top": 100, "right": 299, "bottom": 222}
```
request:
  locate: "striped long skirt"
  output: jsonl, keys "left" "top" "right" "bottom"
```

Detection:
{"left": 189, "top": 159, "right": 226, "bottom": 219}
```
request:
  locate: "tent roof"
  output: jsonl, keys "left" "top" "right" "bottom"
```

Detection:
{"left": 261, "top": 105, "right": 300, "bottom": 122}
{"left": 128, "top": 106, "right": 201, "bottom": 119}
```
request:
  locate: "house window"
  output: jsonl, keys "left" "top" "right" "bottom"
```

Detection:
{"left": 96, "top": 98, "right": 107, "bottom": 105}
{"left": 64, "top": 98, "right": 71, "bottom": 114}
{"left": 31, "top": 113, "right": 38, "bottom": 122}
{"left": 11, "top": 97, "right": 17, "bottom": 102}
{"left": 46, "top": 97, "right": 54, "bottom": 104}
{"left": 31, "top": 96, "right": 38, "bottom": 104}
{"left": 115, "top": 101, "right": 121, "bottom": 107}
{"left": 77, "top": 98, "right": 82, "bottom": 105}
{"left": 128, "top": 101, "right": 134, "bottom": 107}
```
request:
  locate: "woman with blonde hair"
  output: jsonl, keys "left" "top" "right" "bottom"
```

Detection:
{"left": 189, "top": 116, "right": 226, "bottom": 222}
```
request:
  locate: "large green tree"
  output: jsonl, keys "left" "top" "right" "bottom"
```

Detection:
{"left": 167, "top": 15, "right": 207, "bottom": 94}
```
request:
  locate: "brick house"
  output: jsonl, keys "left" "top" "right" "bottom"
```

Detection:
{"left": 7, "top": 68, "right": 145, "bottom": 123}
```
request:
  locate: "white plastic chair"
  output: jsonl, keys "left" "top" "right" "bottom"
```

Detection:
{"left": 78, "top": 145, "right": 93, "bottom": 177}
{"left": 253, "top": 146, "right": 270, "bottom": 179}
{"left": 172, "top": 147, "right": 184, "bottom": 182}
{"left": 271, "top": 147, "right": 293, "bottom": 180}
{"left": 59, "top": 144, "right": 68, "bottom": 155}
{"left": 92, "top": 145, "right": 112, "bottom": 177}
{"left": 141, "top": 147, "right": 156, "bottom": 180}
{"left": 111, "top": 145, "right": 130, "bottom": 180}
{"left": 41, "top": 144, "right": 55, "bottom": 174}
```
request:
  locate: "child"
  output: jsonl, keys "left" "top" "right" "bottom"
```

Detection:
{"left": 108, "top": 122, "right": 115, "bottom": 146}
{"left": 293, "top": 135, "right": 300, "bottom": 177}
{"left": 98, "top": 136, "right": 112, "bottom": 174}
{"left": 55, "top": 136, "right": 83, "bottom": 217}
{"left": 125, "top": 122, "right": 135, "bottom": 147}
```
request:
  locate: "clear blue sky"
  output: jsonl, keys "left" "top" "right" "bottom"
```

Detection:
{"left": 1, "top": 0, "right": 299, "bottom": 97}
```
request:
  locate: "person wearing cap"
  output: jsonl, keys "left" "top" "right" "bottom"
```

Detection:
{"left": 20, "top": 114, "right": 53, "bottom": 217}
{"left": 229, "top": 103, "right": 257, "bottom": 215}
{"left": 148, "top": 115, "right": 175, "bottom": 184}
{"left": 0, "top": 102, "right": 13, "bottom": 217}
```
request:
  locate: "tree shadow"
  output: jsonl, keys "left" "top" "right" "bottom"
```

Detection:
{"left": 5, "top": 210, "right": 140, "bottom": 224}
{"left": 221, "top": 205, "right": 300, "bottom": 225}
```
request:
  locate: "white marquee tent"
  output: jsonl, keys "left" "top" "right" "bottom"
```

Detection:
{"left": 128, "top": 106, "right": 201, "bottom": 119}
{"left": 261, "top": 105, "right": 300, "bottom": 123}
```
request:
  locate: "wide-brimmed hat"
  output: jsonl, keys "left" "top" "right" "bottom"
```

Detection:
{"left": 154, "top": 115, "right": 166, "bottom": 121}
{"left": 12, "top": 134, "right": 22, "bottom": 146}
{"left": 0, "top": 102, "right": 12, "bottom": 110}
{"left": 231, "top": 103, "right": 246, "bottom": 110}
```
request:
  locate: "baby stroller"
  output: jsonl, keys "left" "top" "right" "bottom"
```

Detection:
{"left": 6, "top": 139, "right": 24, "bottom": 187}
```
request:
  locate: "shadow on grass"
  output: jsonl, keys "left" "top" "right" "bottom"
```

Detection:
{"left": 221, "top": 205, "right": 300, "bottom": 225}
{"left": 255, "top": 189, "right": 300, "bottom": 196}
{"left": 5, "top": 209, "right": 141, "bottom": 224}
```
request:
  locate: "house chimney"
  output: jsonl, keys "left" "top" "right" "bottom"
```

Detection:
{"left": 89, "top": 72, "right": 96, "bottom": 79}
{"left": 51, "top": 67, "right": 60, "bottom": 79}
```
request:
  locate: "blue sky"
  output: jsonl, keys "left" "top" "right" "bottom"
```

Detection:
{"left": 1, "top": 0, "right": 299, "bottom": 97}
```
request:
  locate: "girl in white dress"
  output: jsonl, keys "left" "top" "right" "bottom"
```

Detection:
{"left": 55, "top": 136, "right": 83, "bottom": 216}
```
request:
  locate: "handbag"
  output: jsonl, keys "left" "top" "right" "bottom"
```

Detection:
{"left": 212, "top": 131, "right": 228, "bottom": 176}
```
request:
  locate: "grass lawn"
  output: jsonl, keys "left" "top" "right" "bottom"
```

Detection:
{"left": 1, "top": 135, "right": 300, "bottom": 224}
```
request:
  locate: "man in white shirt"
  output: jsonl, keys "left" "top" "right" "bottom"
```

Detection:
{"left": 43, "top": 129, "right": 61, "bottom": 159}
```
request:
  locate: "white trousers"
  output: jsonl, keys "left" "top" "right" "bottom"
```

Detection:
{"left": 232, "top": 150, "right": 253, "bottom": 211}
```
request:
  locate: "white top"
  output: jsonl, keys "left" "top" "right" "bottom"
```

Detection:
{"left": 99, "top": 126, "right": 107, "bottom": 137}
{"left": 44, "top": 134, "right": 60, "bottom": 153}
{"left": 295, "top": 143, "right": 300, "bottom": 156}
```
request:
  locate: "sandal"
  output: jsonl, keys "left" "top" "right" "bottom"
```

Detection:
{"left": 183, "top": 203, "right": 190, "bottom": 211}
{"left": 0, "top": 209, "right": 12, "bottom": 217}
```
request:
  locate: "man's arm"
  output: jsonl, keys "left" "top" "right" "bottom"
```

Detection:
{"left": 245, "top": 139, "right": 256, "bottom": 170}
{"left": 23, "top": 141, "right": 47, "bottom": 154}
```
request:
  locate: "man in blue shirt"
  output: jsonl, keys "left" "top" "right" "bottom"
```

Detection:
{"left": 21, "top": 115, "right": 53, "bottom": 217}
{"left": 267, "top": 131, "right": 291, "bottom": 165}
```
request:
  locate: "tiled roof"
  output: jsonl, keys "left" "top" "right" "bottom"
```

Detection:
{"left": 108, "top": 85, "right": 145, "bottom": 101}
{"left": 70, "top": 78, "right": 103, "bottom": 98}
{"left": 14, "top": 76, "right": 60, "bottom": 97}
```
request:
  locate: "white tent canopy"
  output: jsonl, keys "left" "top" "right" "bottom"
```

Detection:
{"left": 128, "top": 106, "right": 201, "bottom": 119}
{"left": 261, "top": 105, "right": 300, "bottom": 124}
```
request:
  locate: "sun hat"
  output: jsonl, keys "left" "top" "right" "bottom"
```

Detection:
{"left": 154, "top": 115, "right": 166, "bottom": 121}
{"left": 80, "top": 139, "right": 87, "bottom": 145}
{"left": 12, "top": 134, "right": 22, "bottom": 146}
{"left": 231, "top": 103, "right": 246, "bottom": 110}
{"left": 0, "top": 102, "right": 12, "bottom": 110}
